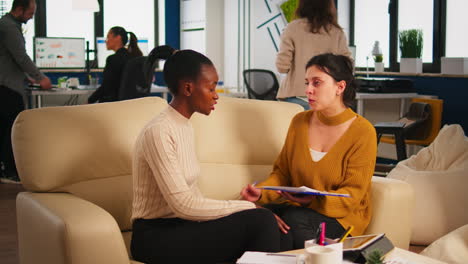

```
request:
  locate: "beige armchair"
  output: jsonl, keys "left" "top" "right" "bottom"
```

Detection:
{"left": 13, "top": 97, "right": 414, "bottom": 264}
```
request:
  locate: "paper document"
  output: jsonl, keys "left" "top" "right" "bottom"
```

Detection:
{"left": 237, "top": 251, "right": 354, "bottom": 264}
{"left": 258, "top": 186, "right": 350, "bottom": 197}
{"left": 236, "top": 252, "right": 297, "bottom": 264}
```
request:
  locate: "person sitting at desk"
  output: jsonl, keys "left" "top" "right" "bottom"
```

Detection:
{"left": 130, "top": 50, "right": 281, "bottom": 264}
{"left": 241, "top": 53, "right": 377, "bottom": 251}
{"left": 88, "top": 26, "right": 142, "bottom": 103}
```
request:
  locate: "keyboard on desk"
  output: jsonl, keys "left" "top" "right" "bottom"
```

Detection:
{"left": 28, "top": 84, "right": 59, "bottom": 90}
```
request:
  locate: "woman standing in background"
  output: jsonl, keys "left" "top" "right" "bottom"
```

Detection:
{"left": 276, "top": 0, "right": 351, "bottom": 110}
{"left": 88, "top": 26, "right": 142, "bottom": 103}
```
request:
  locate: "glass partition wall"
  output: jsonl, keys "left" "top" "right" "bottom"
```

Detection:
{"left": 224, "top": 0, "right": 287, "bottom": 91}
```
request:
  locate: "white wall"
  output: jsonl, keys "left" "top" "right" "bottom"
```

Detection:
{"left": 337, "top": 0, "right": 350, "bottom": 41}
{"left": 224, "top": 0, "right": 238, "bottom": 87}
{"left": 206, "top": 0, "right": 224, "bottom": 81}
{"left": 180, "top": 0, "right": 224, "bottom": 83}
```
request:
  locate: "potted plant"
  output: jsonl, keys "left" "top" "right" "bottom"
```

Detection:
{"left": 399, "top": 29, "right": 423, "bottom": 73}
{"left": 365, "top": 250, "right": 384, "bottom": 264}
{"left": 372, "top": 41, "right": 384, "bottom": 73}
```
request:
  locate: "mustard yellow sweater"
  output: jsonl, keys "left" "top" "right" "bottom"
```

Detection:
{"left": 258, "top": 110, "right": 377, "bottom": 236}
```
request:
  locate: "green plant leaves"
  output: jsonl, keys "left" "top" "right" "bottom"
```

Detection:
{"left": 365, "top": 249, "right": 384, "bottom": 264}
{"left": 374, "top": 55, "right": 383, "bottom": 62}
{"left": 280, "top": 0, "right": 299, "bottom": 23}
{"left": 399, "top": 29, "right": 423, "bottom": 58}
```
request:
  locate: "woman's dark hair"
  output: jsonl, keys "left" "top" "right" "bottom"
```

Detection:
{"left": 296, "top": 0, "right": 341, "bottom": 34}
{"left": 12, "top": 0, "right": 32, "bottom": 10}
{"left": 163, "top": 50, "right": 214, "bottom": 96}
{"left": 109, "top": 26, "right": 143, "bottom": 57}
{"left": 306, "top": 53, "right": 356, "bottom": 108}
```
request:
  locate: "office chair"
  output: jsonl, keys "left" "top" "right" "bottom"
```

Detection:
{"left": 118, "top": 56, "right": 149, "bottom": 100}
{"left": 242, "top": 69, "right": 279, "bottom": 101}
{"left": 118, "top": 45, "right": 175, "bottom": 101}
{"left": 375, "top": 101, "right": 431, "bottom": 161}
{"left": 380, "top": 98, "right": 443, "bottom": 147}
{"left": 374, "top": 98, "right": 443, "bottom": 175}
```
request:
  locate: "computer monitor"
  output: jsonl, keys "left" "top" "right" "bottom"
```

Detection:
{"left": 96, "top": 37, "right": 149, "bottom": 68}
{"left": 34, "top": 37, "right": 86, "bottom": 68}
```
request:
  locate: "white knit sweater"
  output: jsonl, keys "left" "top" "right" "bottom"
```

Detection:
{"left": 131, "top": 106, "right": 255, "bottom": 222}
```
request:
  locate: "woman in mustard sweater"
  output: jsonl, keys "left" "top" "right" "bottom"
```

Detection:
{"left": 242, "top": 53, "right": 377, "bottom": 251}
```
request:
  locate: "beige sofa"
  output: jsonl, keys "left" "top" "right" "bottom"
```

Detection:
{"left": 13, "top": 96, "right": 414, "bottom": 264}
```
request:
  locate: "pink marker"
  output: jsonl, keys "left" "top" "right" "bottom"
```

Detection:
{"left": 319, "top": 222, "right": 326, "bottom": 245}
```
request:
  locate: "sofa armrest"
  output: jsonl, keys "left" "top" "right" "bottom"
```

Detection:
{"left": 366, "top": 176, "right": 415, "bottom": 250}
{"left": 16, "top": 192, "right": 131, "bottom": 264}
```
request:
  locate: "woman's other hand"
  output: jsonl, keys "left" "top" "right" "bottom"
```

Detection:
{"left": 255, "top": 204, "right": 290, "bottom": 234}
{"left": 278, "top": 191, "right": 315, "bottom": 206}
{"left": 273, "top": 213, "right": 290, "bottom": 234}
{"left": 240, "top": 183, "right": 261, "bottom": 202}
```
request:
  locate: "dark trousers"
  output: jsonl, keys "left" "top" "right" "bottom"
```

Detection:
{"left": 264, "top": 203, "right": 346, "bottom": 251}
{"left": 131, "top": 208, "right": 280, "bottom": 264}
{"left": 0, "top": 86, "right": 24, "bottom": 177}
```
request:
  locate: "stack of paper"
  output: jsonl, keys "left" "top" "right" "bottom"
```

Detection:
{"left": 236, "top": 252, "right": 297, "bottom": 264}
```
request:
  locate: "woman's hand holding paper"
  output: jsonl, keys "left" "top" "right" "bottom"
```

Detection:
{"left": 240, "top": 183, "right": 262, "bottom": 202}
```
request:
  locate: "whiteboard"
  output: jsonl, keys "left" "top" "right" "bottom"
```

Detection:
{"left": 34, "top": 37, "right": 86, "bottom": 68}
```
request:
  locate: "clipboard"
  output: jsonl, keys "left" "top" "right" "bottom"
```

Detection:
{"left": 257, "top": 186, "right": 351, "bottom": 197}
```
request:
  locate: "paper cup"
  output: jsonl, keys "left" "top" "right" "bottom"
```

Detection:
{"left": 305, "top": 246, "right": 341, "bottom": 264}
{"left": 298, "top": 239, "right": 342, "bottom": 264}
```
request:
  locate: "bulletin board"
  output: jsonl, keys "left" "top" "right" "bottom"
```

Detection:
{"left": 34, "top": 37, "right": 86, "bottom": 68}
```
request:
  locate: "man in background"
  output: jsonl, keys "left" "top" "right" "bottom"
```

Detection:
{"left": 0, "top": 0, "right": 51, "bottom": 182}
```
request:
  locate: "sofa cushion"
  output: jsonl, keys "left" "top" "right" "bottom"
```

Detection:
{"left": 193, "top": 97, "right": 302, "bottom": 165}
{"left": 387, "top": 124, "right": 468, "bottom": 245}
{"left": 13, "top": 97, "right": 169, "bottom": 230}
{"left": 13, "top": 97, "right": 168, "bottom": 191}
{"left": 420, "top": 224, "right": 468, "bottom": 264}
{"left": 193, "top": 97, "right": 302, "bottom": 200}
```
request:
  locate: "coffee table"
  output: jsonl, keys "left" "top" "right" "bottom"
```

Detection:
{"left": 283, "top": 247, "right": 446, "bottom": 264}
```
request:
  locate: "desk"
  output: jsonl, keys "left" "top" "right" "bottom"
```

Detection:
{"left": 150, "top": 84, "right": 169, "bottom": 100}
{"left": 27, "top": 85, "right": 97, "bottom": 108}
{"left": 149, "top": 85, "right": 248, "bottom": 100}
{"left": 212, "top": 91, "right": 429, "bottom": 112}
{"left": 29, "top": 85, "right": 169, "bottom": 108}
{"left": 355, "top": 92, "right": 420, "bottom": 117}
{"left": 217, "top": 86, "right": 248, "bottom": 98}
{"left": 220, "top": 91, "right": 248, "bottom": 98}
{"left": 28, "top": 85, "right": 244, "bottom": 108}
